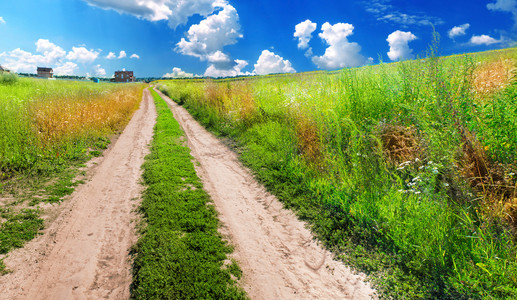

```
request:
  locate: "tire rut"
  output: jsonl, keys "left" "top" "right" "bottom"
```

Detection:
{"left": 0, "top": 89, "right": 156, "bottom": 300}
{"left": 155, "top": 88, "right": 375, "bottom": 300}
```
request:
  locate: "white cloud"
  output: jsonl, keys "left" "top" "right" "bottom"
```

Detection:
{"left": 386, "top": 30, "right": 417, "bottom": 61}
{"left": 176, "top": 4, "right": 242, "bottom": 60}
{"left": 488, "top": 0, "right": 517, "bottom": 26}
{"left": 205, "top": 59, "right": 250, "bottom": 77}
{"left": 0, "top": 17, "right": 5, "bottom": 24}
{"left": 448, "top": 23, "right": 470, "bottom": 39}
{"left": 0, "top": 48, "right": 45, "bottom": 73}
{"left": 66, "top": 47, "right": 100, "bottom": 63}
{"left": 206, "top": 50, "right": 234, "bottom": 69}
{"left": 364, "top": 0, "right": 443, "bottom": 27}
{"left": 130, "top": 53, "right": 140, "bottom": 59}
{"left": 470, "top": 34, "right": 501, "bottom": 45}
{"left": 54, "top": 62, "right": 78, "bottom": 76}
{"left": 0, "top": 39, "right": 68, "bottom": 73}
{"left": 253, "top": 50, "right": 295, "bottom": 75}
{"left": 94, "top": 64, "right": 107, "bottom": 76}
{"left": 294, "top": 20, "right": 317, "bottom": 49}
{"left": 118, "top": 50, "right": 127, "bottom": 59}
{"left": 312, "top": 22, "right": 366, "bottom": 70}
{"left": 83, "top": 0, "right": 227, "bottom": 29}
{"left": 106, "top": 52, "right": 116, "bottom": 59}
{"left": 35, "top": 39, "right": 67, "bottom": 64}
{"left": 163, "top": 67, "right": 197, "bottom": 78}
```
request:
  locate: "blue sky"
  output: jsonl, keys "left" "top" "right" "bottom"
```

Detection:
{"left": 0, "top": 0, "right": 516, "bottom": 78}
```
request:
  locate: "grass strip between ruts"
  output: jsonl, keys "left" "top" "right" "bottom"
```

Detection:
{"left": 130, "top": 89, "right": 246, "bottom": 299}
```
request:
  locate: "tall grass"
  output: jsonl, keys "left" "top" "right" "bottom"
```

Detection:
{"left": 157, "top": 47, "right": 517, "bottom": 298}
{"left": 0, "top": 78, "right": 143, "bottom": 177}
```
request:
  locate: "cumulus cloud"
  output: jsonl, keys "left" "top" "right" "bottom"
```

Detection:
{"left": 205, "top": 59, "right": 250, "bottom": 77}
{"left": 0, "top": 39, "right": 102, "bottom": 74}
{"left": 54, "top": 62, "right": 78, "bottom": 76}
{"left": 487, "top": 0, "right": 517, "bottom": 24}
{"left": 0, "top": 17, "right": 5, "bottom": 24}
{"left": 83, "top": 0, "right": 227, "bottom": 29}
{"left": 448, "top": 23, "right": 470, "bottom": 39}
{"left": 386, "top": 30, "right": 417, "bottom": 61}
{"left": 0, "top": 48, "right": 49, "bottom": 73}
{"left": 94, "top": 64, "right": 107, "bottom": 76}
{"left": 35, "top": 39, "right": 67, "bottom": 64}
{"left": 294, "top": 20, "right": 317, "bottom": 50}
{"left": 118, "top": 50, "right": 127, "bottom": 59}
{"left": 253, "top": 50, "right": 295, "bottom": 75}
{"left": 163, "top": 67, "right": 197, "bottom": 78}
{"left": 0, "top": 39, "right": 68, "bottom": 72}
{"left": 66, "top": 47, "right": 100, "bottom": 63}
{"left": 176, "top": 4, "right": 242, "bottom": 59}
{"left": 470, "top": 34, "right": 501, "bottom": 45}
{"left": 106, "top": 52, "right": 116, "bottom": 59}
{"left": 312, "top": 22, "right": 366, "bottom": 69}
{"left": 130, "top": 53, "right": 140, "bottom": 59}
{"left": 206, "top": 50, "right": 234, "bottom": 69}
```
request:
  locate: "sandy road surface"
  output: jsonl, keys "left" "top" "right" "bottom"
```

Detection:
{"left": 0, "top": 89, "right": 156, "bottom": 300}
{"left": 156, "top": 89, "right": 375, "bottom": 299}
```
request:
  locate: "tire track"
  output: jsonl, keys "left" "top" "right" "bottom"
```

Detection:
{"left": 0, "top": 89, "right": 156, "bottom": 300}
{"left": 155, "top": 88, "right": 375, "bottom": 300}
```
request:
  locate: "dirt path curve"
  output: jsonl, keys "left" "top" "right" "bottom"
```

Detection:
{"left": 156, "top": 89, "right": 376, "bottom": 300}
{"left": 0, "top": 89, "right": 156, "bottom": 300}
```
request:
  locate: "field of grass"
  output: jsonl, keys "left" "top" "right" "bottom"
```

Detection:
{"left": 0, "top": 77, "right": 144, "bottom": 273}
{"left": 156, "top": 47, "right": 517, "bottom": 299}
{"left": 0, "top": 77, "right": 143, "bottom": 178}
{"left": 131, "top": 90, "right": 246, "bottom": 299}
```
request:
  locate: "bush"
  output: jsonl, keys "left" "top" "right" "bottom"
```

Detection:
{"left": 0, "top": 72, "right": 19, "bottom": 85}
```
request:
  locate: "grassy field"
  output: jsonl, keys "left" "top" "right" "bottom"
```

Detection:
{"left": 131, "top": 89, "right": 246, "bottom": 299}
{"left": 0, "top": 76, "right": 143, "bottom": 272}
{"left": 156, "top": 47, "right": 517, "bottom": 299}
{"left": 0, "top": 77, "right": 143, "bottom": 178}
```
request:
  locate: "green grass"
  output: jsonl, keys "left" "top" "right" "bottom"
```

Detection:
{"left": 0, "top": 258, "right": 10, "bottom": 275}
{"left": 130, "top": 89, "right": 246, "bottom": 299}
{"left": 0, "top": 77, "right": 142, "bottom": 177}
{"left": 156, "top": 47, "right": 517, "bottom": 299}
{"left": 0, "top": 209, "right": 43, "bottom": 254}
{"left": 0, "top": 78, "right": 144, "bottom": 268}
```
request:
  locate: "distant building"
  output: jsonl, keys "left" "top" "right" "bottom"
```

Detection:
{"left": 114, "top": 71, "right": 135, "bottom": 83}
{"left": 37, "top": 67, "right": 53, "bottom": 78}
{"left": 0, "top": 65, "right": 9, "bottom": 73}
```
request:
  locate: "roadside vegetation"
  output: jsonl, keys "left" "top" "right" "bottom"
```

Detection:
{"left": 131, "top": 90, "right": 246, "bottom": 299}
{"left": 156, "top": 47, "right": 517, "bottom": 299}
{"left": 0, "top": 77, "right": 143, "bottom": 273}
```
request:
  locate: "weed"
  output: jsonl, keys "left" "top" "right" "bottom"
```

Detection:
{"left": 0, "top": 259, "right": 10, "bottom": 275}
{"left": 155, "top": 47, "right": 517, "bottom": 299}
{"left": 0, "top": 78, "right": 144, "bottom": 266}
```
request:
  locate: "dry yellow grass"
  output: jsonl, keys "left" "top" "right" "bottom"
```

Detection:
{"left": 473, "top": 58, "right": 515, "bottom": 97}
{"left": 294, "top": 114, "right": 322, "bottom": 166}
{"left": 31, "top": 85, "right": 143, "bottom": 149}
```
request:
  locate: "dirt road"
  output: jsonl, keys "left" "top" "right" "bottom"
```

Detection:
{"left": 0, "top": 87, "right": 374, "bottom": 300}
{"left": 156, "top": 89, "right": 375, "bottom": 299}
{"left": 0, "top": 89, "right": 156, "bottom": 300}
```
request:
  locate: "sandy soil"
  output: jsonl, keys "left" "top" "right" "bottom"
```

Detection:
{"left": 156, "top": 89, "right": 376, "bottom": 300}
{"left": 0, "top": 89, "right": 156, "bottom": 300}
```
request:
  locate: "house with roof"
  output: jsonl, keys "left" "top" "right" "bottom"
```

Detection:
{"left": 37, "top": 67, "right": 53, "bottom": 78}
{"left": 114, "top": 70, "right": 135, "bottom": 83}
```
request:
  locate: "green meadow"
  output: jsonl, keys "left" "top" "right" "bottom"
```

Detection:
{"left": 156, "top": 47, "right": 517, "bottom": 299}
{"left": 0, "top": 77, "right": 143, "bottom": 178}
{"left": 0, "top": 76, "right": 143, "bottom": 272}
